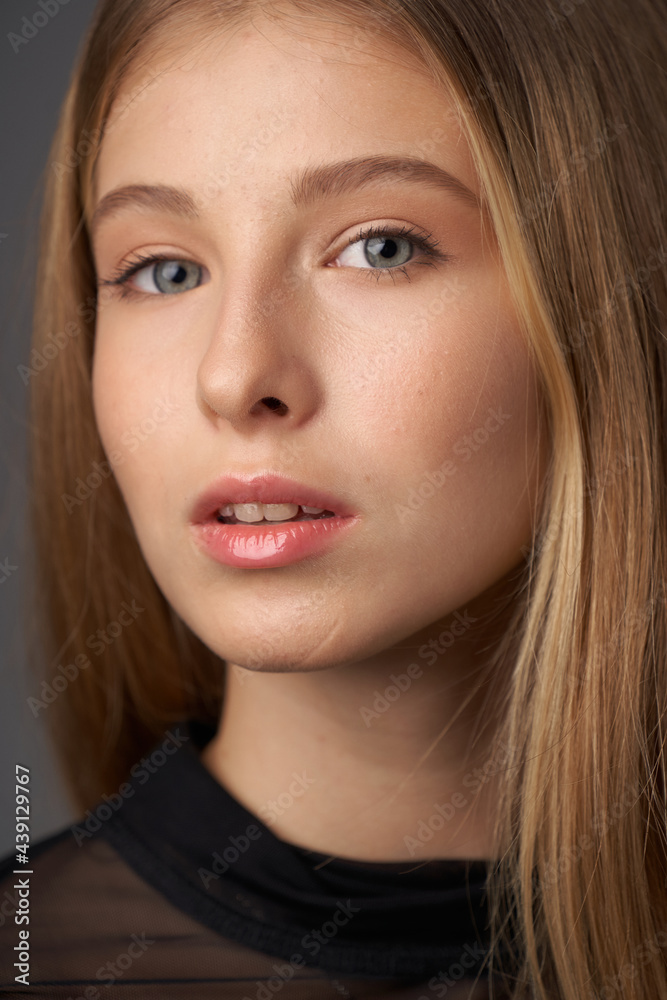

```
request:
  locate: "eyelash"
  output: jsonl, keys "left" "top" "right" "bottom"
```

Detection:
{"left": 344, "top": 224, "right": 450, "bottom": 284}
{"left": 97, "top": 223, "right": 451, "bottom": 300}
{"left": 98, "top": 250, "right": 175, "bottom": 301}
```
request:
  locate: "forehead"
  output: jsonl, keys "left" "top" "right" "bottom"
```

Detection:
{"left": 92, "top": 11, "right": 477, "bottom": 215}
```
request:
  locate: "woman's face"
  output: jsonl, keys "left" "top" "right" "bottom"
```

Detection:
{"left": 90, "top": 11, "right": 546, "bottom": 672}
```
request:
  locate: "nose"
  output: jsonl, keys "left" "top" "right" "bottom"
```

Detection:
{"left": 195, "top": 274, "right": 320, "bottom": 432}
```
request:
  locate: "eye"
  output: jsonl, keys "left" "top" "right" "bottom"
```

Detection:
{"left": 136, "top": 259, "right": 201, "bottom": 294}
{"left": 331, "top": 224, "right": 451, "bottom": 282}
{"left": 98, "top": 254, "right": 206, "bottom": 299}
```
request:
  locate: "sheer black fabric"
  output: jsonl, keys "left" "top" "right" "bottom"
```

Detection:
{"left": 0, "top": 722, "right": 510, "bottom": 998}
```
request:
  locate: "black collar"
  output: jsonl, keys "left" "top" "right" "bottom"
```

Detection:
{"left": 97, "top": 720, "right": 494, "bottom": 979}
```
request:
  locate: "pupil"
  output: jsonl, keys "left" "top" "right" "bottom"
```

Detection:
{"left": 154, "top": 260, "right": 200, "bottom": 294}
{"left": 364, "top": 236, "right": 411, "bottom": 269}
{"left": 379, "top": 239, "right": 397, "bottom": 259}
{"left": 164, "top": 262, "right": 187, "bottom": 284}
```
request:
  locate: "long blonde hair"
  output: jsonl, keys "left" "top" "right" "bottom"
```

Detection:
{"left": 27, "top": 0, "right": 667, "bottom": 996}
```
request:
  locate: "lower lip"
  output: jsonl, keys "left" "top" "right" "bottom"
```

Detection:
{"left": 191, "top": 515, "right": 359, "bottom": 568}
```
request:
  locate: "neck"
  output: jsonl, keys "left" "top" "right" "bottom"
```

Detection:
{"left": 201, "top": 572, "right": 523, "bottom": 863}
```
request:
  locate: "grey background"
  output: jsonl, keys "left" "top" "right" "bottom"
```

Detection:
{"left": 1, "top": 1, "right": 99, "bottom": 857}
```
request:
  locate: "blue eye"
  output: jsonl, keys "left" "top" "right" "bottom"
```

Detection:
{"left": 333, "top": 224, "right": 451, "bottom": 283}
{"left": 341, "top": 234, "right": 414, "bottom": 269}
{"left": 98, "top": 254, "right": 205, "bottom": 300}
{"left": 145, "top": 260, "right": 201, "bottom": 293}
{"left": 97, "top": 224, "right": 450, "bottom": 301}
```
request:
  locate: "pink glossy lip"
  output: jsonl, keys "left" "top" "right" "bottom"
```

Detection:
{"left": 188, "top": 473, "right": 360, "bottom": 569}
{"left": 191, "top": 516, "right": 358, "bottom": 568}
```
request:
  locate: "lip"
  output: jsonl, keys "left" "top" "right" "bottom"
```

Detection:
{"left": 189, "top": 473, "right": 358, "bottom": 524}
{"left": 188, "top": 473, "right": 360, "bottom": 569}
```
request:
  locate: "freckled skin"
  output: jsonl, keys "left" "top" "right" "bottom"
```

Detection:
{"left": 91, "top": 11, "right": 548, "bottom": 861}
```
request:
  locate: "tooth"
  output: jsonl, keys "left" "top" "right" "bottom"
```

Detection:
{"left": 263, "top": 503, "right": 299, "bottom": 521}
{"left": 217, "top": 501, "right": 324, "bottom": 522}
{"left": 233, "top": 503, "right": 265, "bottom": 523}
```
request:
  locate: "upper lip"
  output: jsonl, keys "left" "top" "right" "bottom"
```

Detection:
{"left": 189, "top": 473, "right": 357, "bottom": 523}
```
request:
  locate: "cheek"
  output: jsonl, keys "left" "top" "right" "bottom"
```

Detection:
{"left": 91, "top": 323, "right": 181, "bottom": 510}
{"left": 363, "top": 288, "right": 542, "bottom": 587}
{"left": 358, "top": 284, "right": 536, "bottom": 491}
{"left": 92, "top": 336, "right": 127, "bottom": 466}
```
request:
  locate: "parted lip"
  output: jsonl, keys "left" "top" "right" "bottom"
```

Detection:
{"left": 189, "top": 473, "right": 358, "bottom": 524}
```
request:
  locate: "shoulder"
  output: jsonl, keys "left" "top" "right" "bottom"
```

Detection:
{"left": 0, "top": 825, "right": 126, "bottom": 937}
{"left": 0, "top": 825, "right": 172, "bottom": 989}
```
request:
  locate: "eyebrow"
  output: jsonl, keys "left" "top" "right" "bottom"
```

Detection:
{"left": 90, "top": 155, "right": 479, "bottom": 237}
{"left": 290, "top": 155, "right": 479, "bottom": 209}
{"left": 90, "top": 184, "right": 199, "bottom": 239}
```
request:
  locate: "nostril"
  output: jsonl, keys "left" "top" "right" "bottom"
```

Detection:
{"left": 261, "top": 397, "right": 287, "bottom": 414}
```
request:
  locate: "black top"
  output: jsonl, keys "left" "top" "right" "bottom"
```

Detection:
{"left": 0, "top": 721, "right": 509, "bottom": 998}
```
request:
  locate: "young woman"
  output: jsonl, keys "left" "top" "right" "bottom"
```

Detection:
{"left": 1, "top": 0, "right": 666, "bottom": 997}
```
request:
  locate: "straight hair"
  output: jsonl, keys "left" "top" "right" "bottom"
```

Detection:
{"left": 26, "top": 1, "right": 667, "bottom": 996}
